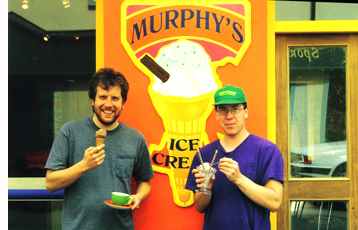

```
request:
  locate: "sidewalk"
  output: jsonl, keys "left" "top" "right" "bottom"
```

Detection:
{"left": 291, "top": 201, "right": 347, "bottom": 230}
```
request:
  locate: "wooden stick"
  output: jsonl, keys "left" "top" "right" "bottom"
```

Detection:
{"left": 140, "top": 54, "right": 170, "bottom": 83}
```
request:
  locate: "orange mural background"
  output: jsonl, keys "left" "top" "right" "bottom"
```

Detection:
{"left": 100, "top": 0, "right": 267, "bottom": 229}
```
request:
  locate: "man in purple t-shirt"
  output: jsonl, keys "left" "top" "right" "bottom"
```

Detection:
{"left": 185, "top": 85, "right": 284, "bottom": 230}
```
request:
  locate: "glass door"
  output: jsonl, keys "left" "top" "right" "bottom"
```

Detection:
{"left": 275, "top": 34, "right": 358, "bottom": 230}
{"left": 8, "top": 1, "right": 96, "bottom": 229}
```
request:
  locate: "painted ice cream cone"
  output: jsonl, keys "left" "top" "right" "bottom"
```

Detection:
{"left": 150, "top": 89, "right": 214, "bottom": 203}
{"left": 147, "top": 40, "right": 220, "bottom": 206}
{"left": 95, "top": 128, "right": 107, "bottom": 146}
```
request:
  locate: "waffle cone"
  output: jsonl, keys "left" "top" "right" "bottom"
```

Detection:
{"left": 96, "top": 137, "right": 105, "bottom": 146}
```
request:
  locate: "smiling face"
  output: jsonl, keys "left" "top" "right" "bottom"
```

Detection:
{"left": 216, "top": 104, "right": 248, "bottom": 137}
{"left": 91, "top": 84, "right": 124, "bottom": 130}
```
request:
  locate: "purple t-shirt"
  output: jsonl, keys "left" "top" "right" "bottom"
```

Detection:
{"left": 185, "top": 134, "right": 284, "bottom": 230}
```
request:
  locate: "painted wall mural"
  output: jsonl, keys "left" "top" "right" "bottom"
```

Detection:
{"left": 120, "top": 1, "right": 251, "bottom": 207}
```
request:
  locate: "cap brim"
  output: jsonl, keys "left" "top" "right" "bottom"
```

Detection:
{"left": 212, "top": 99, "right": 246, "bottom": 106}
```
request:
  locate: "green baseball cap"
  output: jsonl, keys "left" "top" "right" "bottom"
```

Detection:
{"left": 212, "top": 85, "right": 247, "bottom": 105}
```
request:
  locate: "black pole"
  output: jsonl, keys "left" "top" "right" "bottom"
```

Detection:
{"left": 310, "top": 2, "right": 316, "bottom": 20}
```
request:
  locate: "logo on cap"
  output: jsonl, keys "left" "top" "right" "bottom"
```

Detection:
{"left": 219, "top": 90, "right": 237, "bottom": 96}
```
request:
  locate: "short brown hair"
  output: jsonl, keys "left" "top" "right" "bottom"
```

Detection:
{"left": 88, "top": 67, "right": 129, "bottom": 103}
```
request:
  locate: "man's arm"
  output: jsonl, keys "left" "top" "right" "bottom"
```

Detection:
{"left": 194, "top": 192, "right": 212, "bottom": 213}
{"left": 46, "top": 145, "right": 106, "bottom": 193}
{"left": 235, "top": 177, "right": 283, "bottom": 212}
{"left": 192, "top": 168, "right": 215, "bottom": 213}
{"left": 219, "top": 158, "right": 283, "bottom": 212}
{"left": 130, "top": 179, "right": 152, "bottom": 211}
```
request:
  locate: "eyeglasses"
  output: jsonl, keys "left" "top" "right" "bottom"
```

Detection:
{"left": 217, "top": 107, "right": 245, "bottom": 116}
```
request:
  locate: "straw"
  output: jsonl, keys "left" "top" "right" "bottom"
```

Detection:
{"left": 209, "top": 150, "right": 218, "bottom": 170}
{"left": 197, "top": 148, "right": 205, "bottom": 170}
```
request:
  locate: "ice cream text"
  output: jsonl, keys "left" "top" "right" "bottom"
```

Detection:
{"left": 152, "top": 138, "right": 199, "bottom": 169}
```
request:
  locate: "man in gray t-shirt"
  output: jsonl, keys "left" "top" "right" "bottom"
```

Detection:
{"left": 45, "top": 68, "right": 154, "bottom": 230}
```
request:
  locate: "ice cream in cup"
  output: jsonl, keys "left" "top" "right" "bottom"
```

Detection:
{"left": 196, "top": 163, "right": 217, "bottom": 194}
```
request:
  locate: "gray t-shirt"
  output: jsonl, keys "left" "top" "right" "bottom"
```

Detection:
{"left": 45, "top": 117, "right": 154, "bottom": 230}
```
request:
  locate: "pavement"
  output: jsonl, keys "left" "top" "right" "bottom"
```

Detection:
{"left": 291, "top": 201, "right": 347, "bottom": 230}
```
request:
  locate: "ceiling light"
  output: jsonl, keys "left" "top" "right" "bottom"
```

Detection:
{"left": 63, "top": 0, "right": 70, "bottom": 8}
{"left": 43, "top": 35, "right": 50, "bottom": 41}
{"left": 22, "top": 0, "right": 29, "bottom": 9}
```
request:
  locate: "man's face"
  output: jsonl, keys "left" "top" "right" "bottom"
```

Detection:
{"left": 91, "top": 85, "right": 124, "bottom": 126}
{"left": 216, "top": 104, "right": 248, "bottom": 137}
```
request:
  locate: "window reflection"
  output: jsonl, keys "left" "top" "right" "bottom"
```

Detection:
{"left": 8, "top": 9, "right": 95, "bottom": 177}
{"left": 289, "top": 47, "right": 347, "bottom": 178}
{"left": 9, "top": 201, "right": 62, "bottom": 229}
{"left": 8, "top": 75, "right": 93, "bottom": 177}
{"left": 291, "top": 200, "right": 348, "bottom": 230}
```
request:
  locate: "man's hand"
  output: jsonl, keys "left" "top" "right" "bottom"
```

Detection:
{"left": 129, "top": 180, "right": 152, "bottom": 212}
{"left": 218, "top": 157, "right": 241, "bottom": 184}
{"left": 192, "top": 168, "right": 215, "bottom": 213}
{"left": 129, "top": 194, "right": 141, "bottom": 212}
{"left": 82, "top": 144, "right": 106, "bottom": 171}
{"left": 46, "top": 144, "right": 106, "bottom": 193}
{"left": 192, "top": 168, "right": 215, "bottom": 191}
